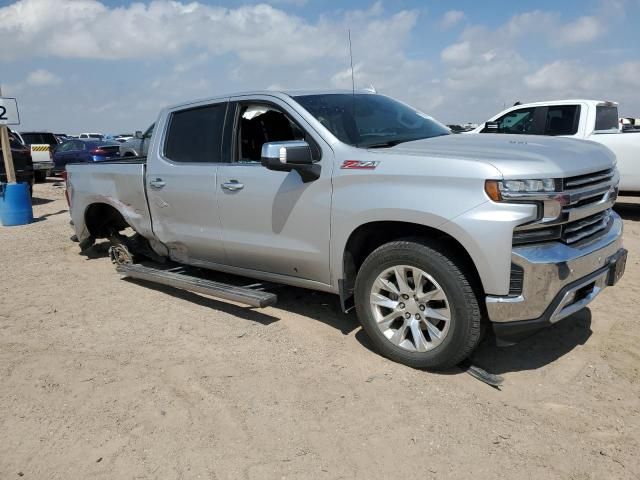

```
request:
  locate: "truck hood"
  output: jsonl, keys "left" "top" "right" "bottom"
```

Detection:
{"left": 384, "top": 134, "right": 616, "bottom": 179}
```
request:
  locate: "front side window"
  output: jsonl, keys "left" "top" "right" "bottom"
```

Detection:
{"left": 293, "top": 94, "right": 449, "bottom": 148}
{"left": 164, "top": 103, "right": 227, "bottom": 163}
{"left": 544, "top": 105, "right": 580, "bottom": 136}
{"left": 236, "top": 104, "right": 308, "bottom": 161}
{"left": 58, "top": 141, "right": 75, "bottom": 152}
{"left": 492, "top": 108, "right": 537, "bottom": 134}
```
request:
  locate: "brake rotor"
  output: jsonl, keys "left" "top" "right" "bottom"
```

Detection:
{"left": 109, "top": 243, "right": 134, "bottom": 266}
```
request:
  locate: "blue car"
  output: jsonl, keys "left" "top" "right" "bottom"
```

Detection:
{"left": 53, "top": 139, "right": 121, "bottom": 172}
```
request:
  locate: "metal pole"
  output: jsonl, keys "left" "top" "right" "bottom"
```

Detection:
{"left": 0, "top": 85, "right": 17, "bottom": 183}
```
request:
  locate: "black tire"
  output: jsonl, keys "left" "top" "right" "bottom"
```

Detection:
{"left": 354, "top": 240, "right": 482, "bottom": 370}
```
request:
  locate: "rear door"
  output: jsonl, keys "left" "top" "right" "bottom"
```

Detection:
{"left": 216, "top": 96, "right": 333, "bottom": 284}
{"left": 542, "top": 104, "right": 582, "bottom": 137}
{"left": 146, "top": 100, "right": 229, "bottom": 264}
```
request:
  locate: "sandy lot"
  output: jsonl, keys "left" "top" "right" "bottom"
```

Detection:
{"left": 1, "top": 181, "right": 639, "bottom": 480}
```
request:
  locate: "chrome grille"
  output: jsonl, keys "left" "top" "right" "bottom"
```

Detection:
{"left": 563, "top": 168, "right": 614, "bottom": 190}
{"left": 562, "top": 168, "right": 616, "bottom": 210}
{"left": 512, "top": 167, "right": 617, "bottom": 246}
{"left": 562, "top": 211, "right": 611, "bottom": 244}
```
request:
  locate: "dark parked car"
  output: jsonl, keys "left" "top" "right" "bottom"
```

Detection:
{"left": 1, "top": 131, "right": 35, "bottom": 196}
{"left": 18, "top": 131, "right": 60, "bottom": 182}
{"left": 52, "top": 139, "right": 121, "bottom": 172}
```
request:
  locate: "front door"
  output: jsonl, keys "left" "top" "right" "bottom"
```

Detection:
{"left": 146, "top": 100, "right": 229, "bottom": 264}
{"left": 216, "top": 97, "right": 333, "bottom": 285}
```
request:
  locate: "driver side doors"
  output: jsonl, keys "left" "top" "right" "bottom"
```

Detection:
{"left": 215, "top": 96, "right": 334, "bottom": 286}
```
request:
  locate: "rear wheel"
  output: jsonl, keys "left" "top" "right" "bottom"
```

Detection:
{"left": 354, "top": 240, "right": 482, "bottom": 370}
{"left": 34, "top": 171, "right": 47, "bottom": 183}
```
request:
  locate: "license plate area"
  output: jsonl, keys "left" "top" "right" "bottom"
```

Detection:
{"left": 607, "top": 249, "right": 627, "bottom": 286}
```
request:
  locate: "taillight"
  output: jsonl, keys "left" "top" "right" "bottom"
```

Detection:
{"left": 90, "top": 148, "right": 105, "bottom": 155}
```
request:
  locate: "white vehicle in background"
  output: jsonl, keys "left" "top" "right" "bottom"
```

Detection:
{"left": 470, "top": 100, "right": 640, "bottom": 193}
{"left": 79, "top": 133, "right": 104, "bottom": 140}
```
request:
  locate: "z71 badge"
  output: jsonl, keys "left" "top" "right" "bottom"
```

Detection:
{"left": 341, "top": 160, "right": 380, "bottom": 170}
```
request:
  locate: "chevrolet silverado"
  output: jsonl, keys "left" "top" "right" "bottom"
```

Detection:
{"left": 65, "top": 90, "right": 627, "bottom": 369}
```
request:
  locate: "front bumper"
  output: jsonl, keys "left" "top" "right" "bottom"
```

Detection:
{"left": 486, "top": 212, "right": 625, "bottom": 343}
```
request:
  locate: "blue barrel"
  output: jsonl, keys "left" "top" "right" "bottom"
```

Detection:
{"left": 0, "top": 182, "right": 33, "bottom": 226}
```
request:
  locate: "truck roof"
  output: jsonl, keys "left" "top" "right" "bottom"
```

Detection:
{"left": 164, "top": 89, "right": 376, "bottom": 111}
{"left": 509, "top": 99, "right": 618, "bottom": 108}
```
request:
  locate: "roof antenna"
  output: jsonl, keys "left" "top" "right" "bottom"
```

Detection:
{"left": 348, "top": 29, "right": 356, "bottom": 95}
{"left": 348, "top": 29, "right": 358, "bottom": 147}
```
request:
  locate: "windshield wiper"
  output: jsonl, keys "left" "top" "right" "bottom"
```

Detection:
{"left": 365, "top": 139, "right": 411, "bottom": 149}
{"left": 365, "top": 134, "right": 448, "bottom": 149}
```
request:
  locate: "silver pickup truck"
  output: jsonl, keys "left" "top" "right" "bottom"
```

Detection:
{"left": 66, "top": 90, "right": 627, "bottom": 370}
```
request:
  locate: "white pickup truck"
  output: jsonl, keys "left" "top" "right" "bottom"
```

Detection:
{"left": 470, "top": 100, "right": 640, "bottom": 193}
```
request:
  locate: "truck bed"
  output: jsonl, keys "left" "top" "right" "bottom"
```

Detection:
{"left": 66, "top": 160, "right": 155, "bottom": 245}
{"left": 590, "top": 133, "right": 640, "bottom": 192}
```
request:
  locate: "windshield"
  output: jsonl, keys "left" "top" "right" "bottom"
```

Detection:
{"left": 293, "top": 94, "right": 450, "bottom": 148}
{"left": 20, "top": 132, "right": 58, "bottom": 145}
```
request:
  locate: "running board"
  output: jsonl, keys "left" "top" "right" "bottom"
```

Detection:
{"left": 116, "top": 263, "right": 277, "bottom": 308}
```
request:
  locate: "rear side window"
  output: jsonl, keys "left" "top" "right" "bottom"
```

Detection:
{"left": 595, "top": 105, "right": 619, "bottom": 131}
{"left": 164, "top": 103, "right": 227, "bottom": 163}
{"left": 544, "top": 105, "right": 580, "bottom": 135}
{"left": 20, "top": 133, "right": 42, "bottom": 145}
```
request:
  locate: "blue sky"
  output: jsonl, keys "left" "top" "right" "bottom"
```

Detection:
{"left": 1, "top": 0, "right": 639, "bottom": 133}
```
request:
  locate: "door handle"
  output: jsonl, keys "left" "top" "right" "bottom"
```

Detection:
{"left": 149, "top": 178, "right": 166, "bottom": 189}
{"left": 222, "top": 181, "right": 244, "bottom": 191}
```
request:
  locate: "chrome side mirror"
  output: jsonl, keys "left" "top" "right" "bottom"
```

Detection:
{"left": 261, "top": 141, "right": 320, "bottom": 182}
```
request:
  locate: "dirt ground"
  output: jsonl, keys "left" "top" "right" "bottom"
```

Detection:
{"left": 1, "top": 180, "right": 639, "bottom": 480}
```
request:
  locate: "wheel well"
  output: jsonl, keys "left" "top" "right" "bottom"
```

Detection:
{"left": 123, "top": 151, "right": 134, "bottom": 157}
{"left": 84, "top": 203, "right": 130, "bottom": 238}
{"left": 341, "top": 221, "right": 484, "bottom": 307}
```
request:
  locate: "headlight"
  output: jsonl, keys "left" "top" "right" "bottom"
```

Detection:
{"left": 485, "top": 179, "right": 558, "bottom": 201}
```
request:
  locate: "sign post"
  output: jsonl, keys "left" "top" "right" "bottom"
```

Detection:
{"left": 0, "top": 87, "right": 32, "bottom": 226}
{"left": 0, "top": 88, "right": 20, "bottom": 183}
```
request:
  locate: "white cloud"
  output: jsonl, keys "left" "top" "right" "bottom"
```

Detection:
{"left": 556, "top": 16, "right": 605, "bottom": 45}
{"left": 441, "top": 10, "right": 465, "bottom": 29}
{"left": 524, "top": 61, "right": 589, "bottom": 91}
{"left": 0, "top": 0, "right": 415, "bottom": 66}
{"left": 1, "top": 0, "right": 638, "bottom": 131}
{"left": 26, "top": 69, "right": 61, "bottom": 86}
{"left": 441, "top": 41, "right": 472, "bottom": 64}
